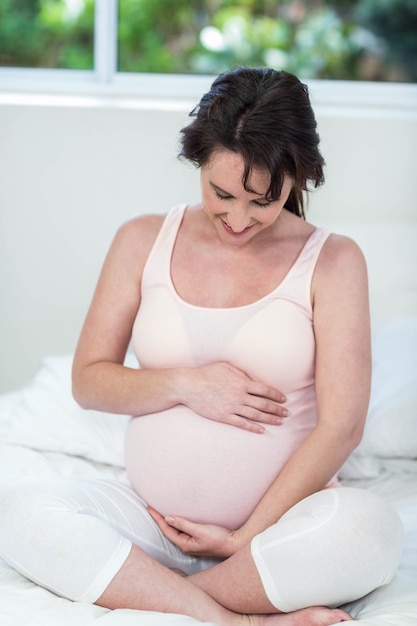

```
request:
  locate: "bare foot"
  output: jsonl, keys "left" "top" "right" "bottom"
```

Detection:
{"left": 237, "top": 606, "right": 352, "bottom": 626}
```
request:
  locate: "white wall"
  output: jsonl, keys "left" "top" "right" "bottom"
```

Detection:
{"left": 1, "top": 81, "right": 416, "bottom": 392}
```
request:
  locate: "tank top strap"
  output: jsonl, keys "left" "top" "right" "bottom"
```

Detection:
{"left": 142, "top": 206, "right": 331, "bottom": 317}
{"left": 276, "top": 227, "right": 331, "bottom": 314}
{"left": 141, "top": 204, "right": 187, "bottom": 287}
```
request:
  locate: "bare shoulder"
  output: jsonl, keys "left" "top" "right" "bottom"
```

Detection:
{"left": 316, "top": 232, "right": 367, "bottom": 279}
{"left": 114, "top": 213, "right": 165, "bottom": 246}
{"left": 311, "top": 232, "right": 369, "bottom": 309}
{"left": 93, "top": 213, "right": 167, "bottom": 291}
{"left": 108, "top": 213, "right": 166, "bottom": 265}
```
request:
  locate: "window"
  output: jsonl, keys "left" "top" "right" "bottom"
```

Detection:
{"left": 0, "top": 0, "right": 416, "bottom": 92}
{"left": 117, "top": 0, "right": 417, "bottom": 83}
{"left": 0, "top": 0, "right": 95, "bottom": 69}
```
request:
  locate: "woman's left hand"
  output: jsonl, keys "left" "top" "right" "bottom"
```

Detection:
{"left": 147, "top": 507, "right": 243, "bottom": 558}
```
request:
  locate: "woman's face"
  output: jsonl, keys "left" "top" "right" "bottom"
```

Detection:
{"left": 200, "top": 149, "right": 293, "bottom": 246}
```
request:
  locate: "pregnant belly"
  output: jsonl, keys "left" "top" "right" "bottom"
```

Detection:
{"left": 125, "top": 405, "right": 306, "bottom": 528}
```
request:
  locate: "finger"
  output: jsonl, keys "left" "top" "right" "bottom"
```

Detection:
{"left": 243, "top": 396, "right": 291, "bottom": 420}
{"left": 223, "top": 414, "right": 266, "bottom": 433}
{"left": 164, "top": 514, "right": 199, "bottom": 537}
{"left": 223, "top": 407, "right": 289, "bottom": 432}
{"left": 163, "top": 519, "right": 200, "bottom": 553}
{"left": 147, "top": 506, "right": 165, "bottom": 523}
{"left": 147, "top": 506, "right": 175, "bottom": 531}
{"left": 247, "top": 381, "right": 287, "bottom": 404}
{"left": 148, "top": 507, "right": 178, "bottom": 535}
{"left": 148, "top": 509, "right": 201, "bottom": 553}
{"left": 153, "top": 516, "right": 188, "bottom": 545}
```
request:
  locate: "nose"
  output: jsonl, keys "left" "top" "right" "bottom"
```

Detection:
{"left": 224, "top": 205, "right": 251, "bottom": 233}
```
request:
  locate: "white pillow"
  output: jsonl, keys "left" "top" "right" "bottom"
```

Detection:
{"left": 0, "top": 355, "right": 133, "bottom": 467}
{"left": 340, "top": 316, "right": 417, "bottom": 479}
{"left": 359, "top": 316, "right": 417, "bottom": 457}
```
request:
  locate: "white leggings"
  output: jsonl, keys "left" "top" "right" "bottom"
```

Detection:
{"left": 0, "top": 476, "right": 403, "bottom": 612}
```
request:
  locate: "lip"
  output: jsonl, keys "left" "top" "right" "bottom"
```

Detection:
{"left": 221, "top": 219, "right": 254, "bottom": 236}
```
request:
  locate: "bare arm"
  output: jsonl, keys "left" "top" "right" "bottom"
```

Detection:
{"left": 72, "top": 214, "right": 184, "bottom": 416}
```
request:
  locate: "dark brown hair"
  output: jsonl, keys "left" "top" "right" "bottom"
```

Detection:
{"left": 179, "top": 66, "right": 325, "bottom": 218}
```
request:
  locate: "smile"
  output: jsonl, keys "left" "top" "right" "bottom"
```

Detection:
{"left": 221, "top": 219, "right": 254, "bottom": 236}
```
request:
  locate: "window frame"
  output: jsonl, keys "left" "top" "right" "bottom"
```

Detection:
{"left": 0, "top": 0, "right": 416, "bottom": 113}
{"left": 0, "top": 0, "right": 215, "bottom": 100}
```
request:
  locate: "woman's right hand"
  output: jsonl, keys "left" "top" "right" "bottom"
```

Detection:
{"left": 177, "top": 362, "right": 289, "bottom": 433}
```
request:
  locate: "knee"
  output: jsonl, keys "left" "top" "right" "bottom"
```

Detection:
{"left": 0, "top": 476, "right": 71, "bottom": 539}
{"left": 251, "top": 487, "right": 404, "bottom": 611}
{"left": 334, "top": 487, "right": 404, "bottom": 585}
{"left": 280, "top": 487, "right": 403, "bottom": 587}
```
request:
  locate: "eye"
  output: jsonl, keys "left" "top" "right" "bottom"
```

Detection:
{"left": 215, "top": 191, "right": 232, "bottom": 201}
{"left": 253, "top": 200, "right": 272, "bottom": 208}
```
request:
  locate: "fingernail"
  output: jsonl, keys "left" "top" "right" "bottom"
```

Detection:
{"left": 275, "top": 418, "right": 283, "bottom": 425}
{"left": 282, "top": 409, "right": 290, "bottom": 416}
{"left": 165, "top": 516, "right": 175, "bottom": 524}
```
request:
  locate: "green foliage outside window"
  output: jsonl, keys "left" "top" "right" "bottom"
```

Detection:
{"left": 0, "top": 0, "right": 416, "bottom": 82}
{"left": 0, "top": 0, "right": 95, "bottom": 69}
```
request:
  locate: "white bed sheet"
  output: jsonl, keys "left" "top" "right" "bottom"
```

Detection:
{"left": 1, "top": 318, "right": 417, "bottom": 625}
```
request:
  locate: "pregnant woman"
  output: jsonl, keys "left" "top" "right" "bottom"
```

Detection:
{"left": 0, "top": 67, "right": 403, "bottom": 626}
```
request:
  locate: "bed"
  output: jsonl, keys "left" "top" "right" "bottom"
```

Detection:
{"left": 1, "top": 214, "right": 417, "bottom": 625}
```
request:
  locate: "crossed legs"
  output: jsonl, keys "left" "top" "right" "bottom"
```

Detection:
{"left": 0, "top": 477, "right": 402, "bottom": 626}
{"left": 96, "top": 543, "right": 352, "bottom": 626}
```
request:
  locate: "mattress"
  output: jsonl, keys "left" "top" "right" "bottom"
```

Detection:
{"left": 0, "top": 316, "right": 416, "bottom": 625}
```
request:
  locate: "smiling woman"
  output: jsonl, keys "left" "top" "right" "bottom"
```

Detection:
{"left": 0, "top": 63, "right": 406, "bottom": 626}
{"left": 200, "top": 151, "right": 293, "bottom": 238}
{"left": 180, "top": 67, "right": 325, "bottom": 219}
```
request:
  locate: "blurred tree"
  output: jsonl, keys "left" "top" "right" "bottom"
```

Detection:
{"left": 117, "top": 0, "right": 208, "bottom": 72}
{"left": 39, "top": 0, "right": 95, "bottom": 69}
{"left": 356, "top": 0, "right": 417, "bottom": 81}
{"left": 190, "top": 4, "right": 363, "bottom": 78}
{"left": 0, "top": 0, "right": 44, "bottom": 66}
{"left": 0, "top": 0, "right": 415, "bottom": 81}
{"left": 0, "top": 0, "right": 94, "bottom": 69}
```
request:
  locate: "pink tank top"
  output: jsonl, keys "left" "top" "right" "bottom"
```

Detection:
{"left": 125, "top": 205, "right": 332, "bottom": 528}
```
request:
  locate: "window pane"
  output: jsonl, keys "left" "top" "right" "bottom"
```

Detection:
{"left": 0, "top": 0, "right": 95, "bottom": 69}
{"left": 117, "top": 0, "right": 417, "bottom": 82}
